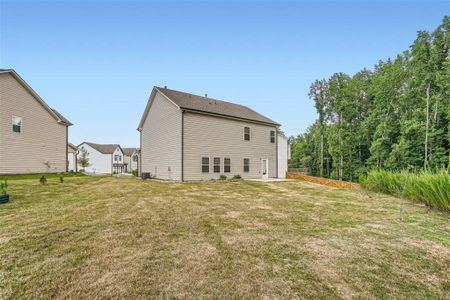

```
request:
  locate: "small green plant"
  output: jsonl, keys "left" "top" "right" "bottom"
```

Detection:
{"left": 78, "top": 147, "right": 91, "bottom": 170}
{"left": 0, "top": 178, "right": 8, "bottom": 195}
{"left": 40, "top": 176, "right": 47, "bottom": 185}
{"left": 232, "top": 174, "right": 242, "bottom": 180}
{"left": 59, "top": 176, "right": 64, "bottom": 183}
{"left": 131, "top": 169, "right": 138, "bottom": 177}
{"left": 219, "top": 175, "right": 227, "bottom": 181}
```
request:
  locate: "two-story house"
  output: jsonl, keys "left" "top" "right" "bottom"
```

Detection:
{"left": 0, "top": 69, "right": 72, "bottom": 175}
{"left": 77, "top": 142, "right": 125, "bottom": 174}
{"left": 138, "top": 87, "right": 283, "bottom": 181}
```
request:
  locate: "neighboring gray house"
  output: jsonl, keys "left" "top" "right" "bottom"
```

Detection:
{"left": 138, "top": 87, "right": 282, "bottom": 181}
{"left": 122, "top": 148, "right": 140, "bottom": 173}
{"left": 0, "top": 69, "right": 72, "bottom": 175}
{"left": 77, "top": 142, "right": 125, "bottom": 174}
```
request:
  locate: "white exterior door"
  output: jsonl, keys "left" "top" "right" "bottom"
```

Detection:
{"left": 261, "top": 159, "right": 269, "bottom": 179}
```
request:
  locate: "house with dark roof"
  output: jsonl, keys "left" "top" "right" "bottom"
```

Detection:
{"left": 138, "top": 86, "right": 286, "bottom": 181}
{"left": 0, "top": 69, "right": 72, "bottom": 174}
{"left": 77, "top": 142, "right": 125, "bottom": 174}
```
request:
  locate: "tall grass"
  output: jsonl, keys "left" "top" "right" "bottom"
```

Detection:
{"left": 360, "top": 170, "right": 450, "bottom": 212}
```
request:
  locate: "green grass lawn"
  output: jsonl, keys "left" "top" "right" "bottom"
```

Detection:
{"left": 0, "top": 177, "right": 448, "bottom": 299}
{"left": 1, "top": 172, "right": 86, "bottom": 181}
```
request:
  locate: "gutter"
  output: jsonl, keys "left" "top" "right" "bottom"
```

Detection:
{"left": 182, "top": 108, "right": 280, "bottom": 127}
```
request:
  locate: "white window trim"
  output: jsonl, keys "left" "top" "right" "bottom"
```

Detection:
{"left": 202, "top": 156, "right": 210, "bottom": 173}
{"left": 12, "top": 116, "right": 23, "bottom": 133}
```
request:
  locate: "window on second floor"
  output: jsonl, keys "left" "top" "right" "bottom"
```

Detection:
{"left": 270, "top": 130, "right": 275, "bottom": 143}
{"left": 12, "top": 116, "right": 22, "bottom": 133}
{"left": 224, "top": 158, "right": 231, "bottom": 173}
{"left": 132, "top": 155, "right": 138, "bottom": 162}
{"left": 244, "top": 127, "right": 250, "bottom": 141}
{"left": 202, "top": 157, "right": 210, "bottom": 173}
{"left": 114, "top": 155, "right": 122, "bottom": 162}
{"left": 243, "top": 158, "right": 250, "bottom": 173}
{"left": 213, "top": 157, "right": 220, "bottom": 173}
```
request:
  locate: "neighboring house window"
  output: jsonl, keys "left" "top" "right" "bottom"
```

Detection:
{"left": 214, "top": 157, "right": 220, "bottom": 173}
{"left": 119, "top": 155, "right": 122, "bottom": 162}
{"left": 224, "top": 158, "right": 231, "bottom": 173}
{"left": 202, "top": 157, "right": 210, "bottom": 173}
{"left": 244, "top": 127, "right": 250, "bottom": 141}
{"left": 12, "top": 116, "right": 22, "bottom": 133}
{"left": 133, "top": 155, "right": 138, "bottom": 162}
{"left": 270, "top": 130, "right": 275, "bottom": 143}
{"left": 243, "top": 158, "right": 250, "bottom": 173}
{"left": 114, "top": 155, "right": 119, "bottom": 162}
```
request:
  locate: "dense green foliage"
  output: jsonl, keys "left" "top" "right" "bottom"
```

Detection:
{"left": 290, "top": 17, "right": 450, "bottom": 181}
{"left": 361, "top": 170, "right": 450, "bottom": 212}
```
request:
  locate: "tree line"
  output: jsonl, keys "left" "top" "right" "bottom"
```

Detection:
{"left": 290, "top": 17, "right": 450, "bottom": 182}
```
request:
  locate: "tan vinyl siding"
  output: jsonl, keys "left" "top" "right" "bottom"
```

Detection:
{"left": 183, "top": 112, "right": 277, "bottom": 180}
{"left": 0, "top": 73, "right": 67, "bottom": 174}
{"left": 141, "top": 91, "right": 182, "bottom": 180}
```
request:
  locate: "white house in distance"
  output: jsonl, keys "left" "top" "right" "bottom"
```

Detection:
{"left": 0, "top": 69, "right": 72, "bottom": 175}
{"left": 277, "top": 133, "right": 291, "bottom": 178}
{"left": 138, "top": 86, "right": 289, "bottom": 181}
{"left": 122, "top": 148, "right": 140, "bottom": 173}
{"left": 67, "top": 143, "right": 78, "bottom": 172}
{"left": 77, "top": 142, "right": 125, "bottom": 174}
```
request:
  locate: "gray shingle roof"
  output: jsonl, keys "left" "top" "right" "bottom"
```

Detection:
{"left": 122, "top": 147, "right": 139, "bottom": 156}
{"left": 156, "top": 87, "right": 279, "bottom": 126}
{"left": 81, "top": 142, "right": 121, "bottom": 154}
{"left": 51, "top": 108, "right": 72, "bottom": 126}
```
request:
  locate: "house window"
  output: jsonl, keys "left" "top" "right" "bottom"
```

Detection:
{"left": 243, "top": 158, "right": 250, "bottom": 173}
{"left": 114, "top": 155, "right": 122, "bottom": 162}
{"left": 244, "top": 127, "right": 250, "bottom": 141}
{"left": 133, "top": 155, "right": 138, "bottom": 162}
{"left": 12, "top": 116, "right": 22, "bottom": 133}
{"left": 202, "top": 157, "right": 210, "bottom": 173}
{"left": 270, "top": 130, "right": 275, "bottom": 143}
{"left": 224, "top": 158, "right": 231, "bottom": 173}
{"left": 213, "top": 157, "right": 220, "bottom": 173}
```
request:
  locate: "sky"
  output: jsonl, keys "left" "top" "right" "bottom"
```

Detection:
{"left": 1, "top": 0, "right": 448, "bottom": 147}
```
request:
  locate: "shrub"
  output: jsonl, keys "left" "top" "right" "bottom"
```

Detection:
{"left": 131, "top": 169, "right": 138, "bottom": 177}
{"left": 0, "top": 178, "right": 8, "bottom": 195}
{"left": 219, "top": 175, "right": 227, "bottom": 181}
{"left": 361, "top": 170, "right": 450, "bottom": 212}
{"left": 232, "top": 174, "right": 242, "bottom": 180}
{"left": 39, "top": 176, "right": 47, "bottom": 185}
{"left": 59, "top": 176, "right": 64, "bottom": 183}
